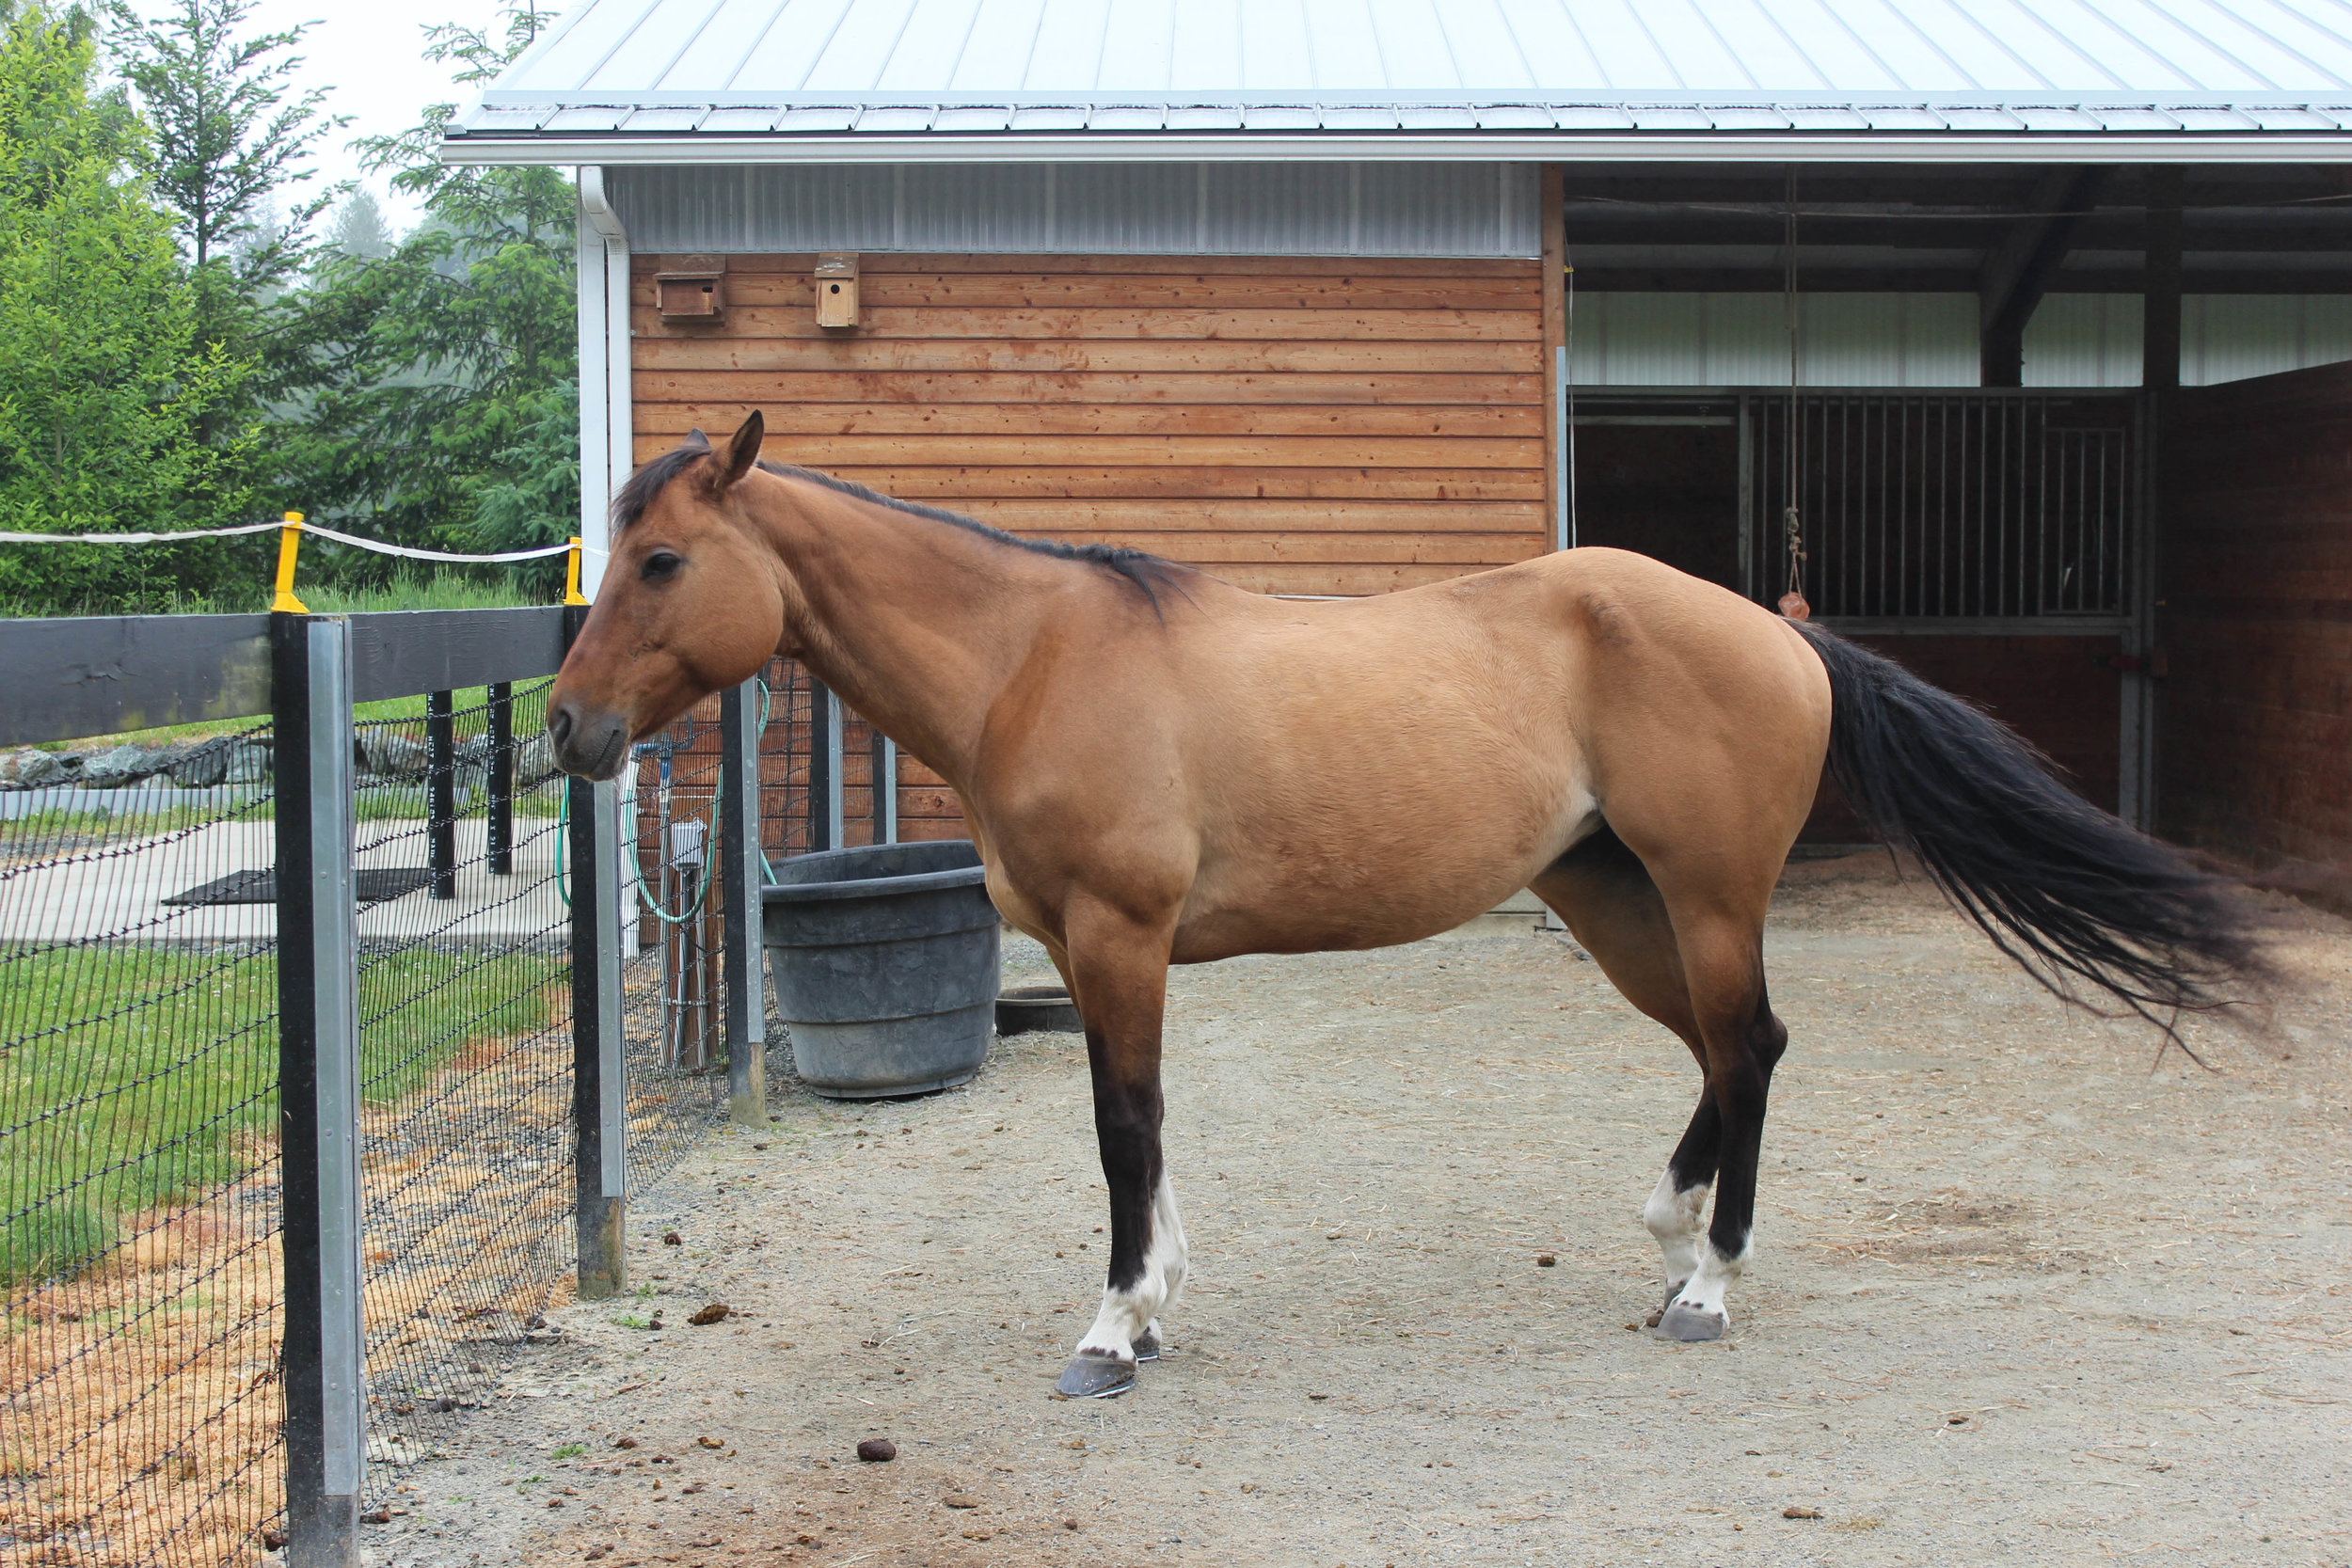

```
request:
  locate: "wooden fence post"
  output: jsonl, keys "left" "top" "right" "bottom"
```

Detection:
{"left": 274, "top": 612, "right": 365, "bottom": 1568}
{"left": 721, "top": 680, "right": 767, "bottom": 1127}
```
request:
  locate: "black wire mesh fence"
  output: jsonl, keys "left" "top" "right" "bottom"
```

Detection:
{"left": 619, "top": 698, "right": 731, "bottom": 1190}
{"left": 344, "top": 681, "right": 576, "bottom": 1509}
{"left": 0, "top": 726, "right": 287, "bottom": 1567}
{"left": 1, "top": 612, "right": 785, "bottom": 1566}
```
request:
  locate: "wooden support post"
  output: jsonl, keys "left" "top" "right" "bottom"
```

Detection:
{"left": 273, "top": 612, "right": 364, "bottom": 1568}
{"left": 722, "top": 680, "right": 768, "bottom": 1128}
{"left": 567, "top": 608, "right": 627, "bottom": 1300}
{"left": 1540, "top": 162, "right": 1567, "bottom": 553}
{"left": 2144, "top": 166, "right": 2185, "bottom": 392}
{"left": 1980, "top": 166, "right": 2106, "bottom": 388}
{"left": 486, "top": 681, "right": 514, "bottom": 876}
{"left": 426, "top": 689, "right": 455, "bottom": 899}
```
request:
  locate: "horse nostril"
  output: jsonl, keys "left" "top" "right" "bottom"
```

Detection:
{"left": 548, "top": 705, "right": 574, "bottom": 748}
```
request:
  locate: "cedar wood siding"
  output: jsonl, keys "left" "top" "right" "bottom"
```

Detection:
{"left": 2157, "top": 360, "right": 2352, "bottom": 866}
{"left": 630, "top": 251, "right": 1550, "bottom": 843}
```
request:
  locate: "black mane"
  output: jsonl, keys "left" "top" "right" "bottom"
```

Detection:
{"left": 611, "top": 436, "right": 1190, "bottom": 616}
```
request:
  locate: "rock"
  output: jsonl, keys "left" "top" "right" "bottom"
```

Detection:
{"left": 516, "top": 732, "right": 558, "bottom": 785}
{"left": 0, "top": 749, "right": 61, "bottom": 786}
{"left": 222, "top": 738, "right": 270, "bottom": 784}
{"left": 83, "top": 744, "right": 158, "bottom": 785}
{"left": 688, "top": 1303, "right": 732, "bottom": 1326}
{"left": 1784, "top": 1506, "right": 1822, "bottom": 1520}
{"left": 696, "top": 1435, "right": 723, "bottom": 1449}
{"left": 855, "top": 1438, "right": 896, "bottom": 1463}
{"left": 960, "top": 1528, "right": 993, "bottom": 1541}
{"left": 359, "top": 1507, "right": 392, "bottom": 1525}
{"left": 358, "top": 729, "right": 427, "bottom": 778}
{"left": 161, "top": 737, "right": 232, "bottom": 787}
{"left": 944, "top": 1493, "right": 979, "bottom": 1509}
{"left": 613, "top": 1436, "right": 640, "bottom": 1449}
{"left": 1536, "top": 1253, "right": 1557, "bottom": 1267}
{"left": 661, "top": 1231, "right": 681, "bottom": 1246}
{"left": 583, "top": 1546, "right": 611, "bottom": 1560}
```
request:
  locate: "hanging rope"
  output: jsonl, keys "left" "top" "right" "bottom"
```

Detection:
{"left": 1779, "top": 166, "right": 1811, "bottom": 623}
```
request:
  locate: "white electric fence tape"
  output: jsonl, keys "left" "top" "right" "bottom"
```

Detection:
{"left": 0, "top": 521, "right": 603, "bottom": 561}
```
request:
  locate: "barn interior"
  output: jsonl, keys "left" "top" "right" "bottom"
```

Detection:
{"left": 1559, "top": 161, "right": 2352, "bottom": 862}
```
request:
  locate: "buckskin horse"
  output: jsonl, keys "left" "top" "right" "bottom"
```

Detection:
{"left": 548, "top": 413, "right": 2262, "bottom": 1400}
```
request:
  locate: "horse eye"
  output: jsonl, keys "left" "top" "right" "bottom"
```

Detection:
{"left": 642, "top": 550, "right": 682, "bottom": 581}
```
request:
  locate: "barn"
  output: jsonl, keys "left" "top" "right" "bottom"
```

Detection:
{"left": 446, "top": 0, "right": 2352, "bottom": 872}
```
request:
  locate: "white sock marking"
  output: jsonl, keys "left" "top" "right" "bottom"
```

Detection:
{"left": 1643, "top": 1168, "right": 1711, "bottom": 1292}
{"left": 1074, "top": 1169, "right": 1186, "bottom": 1362}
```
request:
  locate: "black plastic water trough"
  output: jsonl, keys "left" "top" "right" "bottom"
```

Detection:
{"left": 761, "top": 840, "right": 999, "bottom": 1099}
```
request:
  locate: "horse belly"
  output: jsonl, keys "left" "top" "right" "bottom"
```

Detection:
{"left": 1172, "top": 762, "right": 1595, "bottom": 962}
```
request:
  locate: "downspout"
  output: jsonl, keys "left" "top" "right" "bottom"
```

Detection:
{"left": 576, "top": 167, "right": 631, "bottom": 603}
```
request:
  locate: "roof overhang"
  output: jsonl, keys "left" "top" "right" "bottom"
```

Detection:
{"left": 443, "top": 92, "right": 2352, "bottom": 167}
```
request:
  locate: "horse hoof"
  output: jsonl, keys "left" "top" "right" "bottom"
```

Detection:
{"left": 1054, "top": 1352, "right": 1136, "bottom": 1400}
{"left": 1657, "top": 1302, "right": 1728, "bottom": 1342}
{"left": 1133, "top": 1329, "right": 1161, "bottom": 1363}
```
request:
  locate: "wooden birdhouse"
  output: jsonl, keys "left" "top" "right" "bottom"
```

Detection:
{"left": 815, "top": 252, "right": 860, "bottom": 329}
{"left": 655, "top": 259, "right": 726, "bottom": 322}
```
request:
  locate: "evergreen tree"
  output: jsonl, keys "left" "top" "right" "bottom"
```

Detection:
{"left": 326, "top": 188, "right": 390, "bottom": 259}
{"left": 280, "top": 2, "right": 575, "bottom": 585}
{"left": 0, "top": 3, "right": 251, "bottom": 612}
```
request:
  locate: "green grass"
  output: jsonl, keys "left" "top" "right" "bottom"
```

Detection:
{"left": 0, "top": 943, "right": 557, "bottom": 1287}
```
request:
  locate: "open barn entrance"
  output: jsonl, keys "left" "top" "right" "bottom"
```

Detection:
{"left": 1565, "top": 387, "right": 2149, "bottom": 836}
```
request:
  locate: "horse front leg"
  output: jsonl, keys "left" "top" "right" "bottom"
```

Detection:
{"left": 1053, "top": 902, "right": 1184, "bottom": 1400}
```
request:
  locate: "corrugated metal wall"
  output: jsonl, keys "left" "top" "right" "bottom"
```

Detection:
{"left": 1561, "top": 293, "right": 1978, "bottom": 386}
{"left": 606, "top": 162, "right": 1541, "bottom": 258}
{"left": 1562, "top": 292, "right": 2352, "bottom": 388}
{"left": 2026, "top": 294, "right": 2352, "bottom": 388}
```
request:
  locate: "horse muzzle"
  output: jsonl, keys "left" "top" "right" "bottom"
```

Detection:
{"left": 546, "top": 700, "right": 629, "bottom": 782}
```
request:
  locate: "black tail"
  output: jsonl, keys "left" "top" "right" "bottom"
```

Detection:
{"left": 1792, "top": 621, "right": 2265, "bottom": 1022}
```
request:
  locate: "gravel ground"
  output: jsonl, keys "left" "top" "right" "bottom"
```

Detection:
{"left": 365, "top": 856, "right": 2352, "bottom": 1568}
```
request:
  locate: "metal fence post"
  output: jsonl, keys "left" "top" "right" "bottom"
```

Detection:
{"left": 875, "top": 733, "right": 898, "bottom": 845}
{"left": 721, "top": 680, "right": 767, "bottom": 1127}
{"left": 427, "top": 689, "right": 455, "bottom": 898}
{"left": 567, "top": 614, "right": 627, "bottom": 1299}
{"left": 807, "top": 679, "right": 834, "bottom": 852}
{"left": 273, "top": 612, "right": 364, "bottom": 1568}
{"left": 822, "top": 686, "right": 845, "bottom": 850}
{"left": 486, "top": 681, "right": 515, "bottom": 875}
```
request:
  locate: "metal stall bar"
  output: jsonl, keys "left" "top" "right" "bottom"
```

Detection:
{"left": 874, "top": 732, "right": 899, "bottom": 845}
{"left": 274, "top": 613, "right": 364, "bottom": 1568}
{"left": 721, "top": 679, "right": 768, "bottom": 1128}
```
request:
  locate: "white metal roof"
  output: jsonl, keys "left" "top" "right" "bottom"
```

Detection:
{"left": 447, "top": 0, "right": 2352, "bottom": 163}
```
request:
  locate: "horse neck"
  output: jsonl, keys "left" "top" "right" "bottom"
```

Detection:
{"left": 747, "top": 478, "right": 1050, "bottom": 787}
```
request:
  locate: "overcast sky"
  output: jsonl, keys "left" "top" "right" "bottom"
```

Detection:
{"left": 145, "top": 0, "right": 533, "bottom": 233}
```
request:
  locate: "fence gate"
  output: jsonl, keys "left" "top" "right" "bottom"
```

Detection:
{"left": 1561, "top": 383, "right": 2154, "bottom": 827}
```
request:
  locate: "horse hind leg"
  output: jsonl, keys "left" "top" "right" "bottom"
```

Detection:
{"left": 1531, "top": 830, "right": 1722, "bottom": 1315}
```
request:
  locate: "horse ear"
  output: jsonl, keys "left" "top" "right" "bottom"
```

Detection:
{"left": 682, "top": 428, "right": 711, "bottom": 451}
{"left": 715, "top": 410, "right": 764, "bottom": 491}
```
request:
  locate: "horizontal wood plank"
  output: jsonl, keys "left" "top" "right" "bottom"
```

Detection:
{"left": 951, "top": 499, "right": 1546, "bottom": 532}
{"left": 633, "top": 339, "right": 1539, "bottom": 375}
{"left": 641, "top": 402, "right": 1540, "bottom": 438}
{"left": 709, "top": 272, "right": 1542, "bottom": 310}
{"left": 632, "top": 433, "right": 1537, "bottom": 469}
{"left": 632, "top": 371, "right": 1542, "bottom": 406}
{"left": 635, "top": 305, "right": 1540, "bottom": 342}
{"left": 625, "top": 454, "right": 1544, "bottom": 501}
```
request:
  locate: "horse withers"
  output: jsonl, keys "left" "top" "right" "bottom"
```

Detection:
{"left": 548, "top": 412, "right": 2265, "bottom": 1399}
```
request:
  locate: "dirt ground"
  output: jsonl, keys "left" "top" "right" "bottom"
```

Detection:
{"left": 364, "top": 856, "right": 2352, "bottom": 1568}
